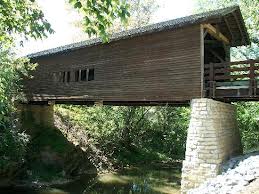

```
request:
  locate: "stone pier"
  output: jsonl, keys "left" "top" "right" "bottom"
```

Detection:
{"left": 181, "top": 98, "right": 242, "bottom": 193}
{"left": 19, "top": 104, "right": 54, "bottom": 129}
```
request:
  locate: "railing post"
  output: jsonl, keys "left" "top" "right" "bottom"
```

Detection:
{"left": 209, "top": 63, "right": 216, "bottom": 98}
{"left": 249, "top": 61, "right": 255, "bottom": 96}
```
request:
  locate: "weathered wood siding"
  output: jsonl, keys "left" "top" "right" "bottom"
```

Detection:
{"left": 25, "top": 25, "right": 202, "bottom": 104}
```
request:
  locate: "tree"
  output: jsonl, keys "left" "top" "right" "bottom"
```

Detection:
{"left": 0, "top": 0, "right": 53, "bottom": 133}
{"left": 194, "top": 0, "right": 259, "bottom": 60}
{"left": 236, "top": 102, "right": 259, "bottom": 151}
{"left": 68, "top": 0, "right": 158, "bottom": 42}
{"left": 0, "top": 0, "right": 54, "bottom": 171}
{"left": 69, "top": 0, "right": 131, "bottom": 42}
{"left": 0, "top": 0, "right": 53, "bottom": 46}
{"left": 56, "top": 105, "right": 190, "bottom": 163}
{"left": 108, "top": 0, "right": 159, "bottom": 33}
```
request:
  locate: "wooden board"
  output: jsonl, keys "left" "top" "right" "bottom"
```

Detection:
{"left": 24, "top": 25, "right": 202, "bottom": 104}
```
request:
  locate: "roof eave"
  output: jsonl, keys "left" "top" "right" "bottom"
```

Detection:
{"left": 26, "top": 6, "right": 251, "bottom": 58}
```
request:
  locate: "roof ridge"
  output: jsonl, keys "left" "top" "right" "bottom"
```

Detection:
{"left": 26, "top": 6, "right": 243, "bottom": 59}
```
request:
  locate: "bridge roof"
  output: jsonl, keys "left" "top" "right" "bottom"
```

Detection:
{"left": 27, "top": 6, "right": 250, "bottom": 59}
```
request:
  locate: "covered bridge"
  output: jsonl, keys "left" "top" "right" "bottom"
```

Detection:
{"left": 22, "top": 6, "right": 259, "bottom": 193}
{"left": 25, "top": 6, "right": 258, "bottom": 105}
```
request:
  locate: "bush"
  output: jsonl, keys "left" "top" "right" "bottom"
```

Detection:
{"left": 56, "top": 105, "right": 190, "bottom": 163}
{"left": 236, "top": 102, "right": 259, "bottom": 152}
{"left": 0, "top": 49, "right": 34, "bottom": 170}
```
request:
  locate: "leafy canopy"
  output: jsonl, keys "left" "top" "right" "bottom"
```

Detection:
{"left": 0, "top": 0, "right": 53, "bottom": 128}
{"left": 0, "top": 0, "right": 54, "bottom": 167}
{"left": 108, "top": 0, "right": 158, "bottom": 32}
{"left": 69, "top": 0, "right": 130, "bottom": 42}
{"left": 56, "top": 105, "right": 190, "bottom": 163}
{"left": 0, "top": 0, "right": 53, "bottom": 46}
{"left": 69, "top": 0, "right": 158, "bottom": 42}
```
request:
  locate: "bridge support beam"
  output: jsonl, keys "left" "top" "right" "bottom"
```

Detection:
{"left": 19, "top": 104, "right": 54, "bottom": 129}
{"left": 181, "top": 98, "right": 242, "bottom": 193}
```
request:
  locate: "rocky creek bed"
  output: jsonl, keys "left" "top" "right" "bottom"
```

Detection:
{"left": 188, "top": 151, "right": 259, "bottom": 194}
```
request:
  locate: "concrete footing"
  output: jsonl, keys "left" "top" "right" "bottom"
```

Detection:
{"left": 18, "top": 104, "right": 54, "bottom": 129}
{"left": 181, "top": 98, "right": 242, "bottom": 193}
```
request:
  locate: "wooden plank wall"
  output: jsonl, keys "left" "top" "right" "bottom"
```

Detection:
{"left": 24, "top": 25, "right": 202, "bottom": 103}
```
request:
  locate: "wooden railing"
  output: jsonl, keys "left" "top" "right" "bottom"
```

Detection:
{"left": 204, "top": 59, "right": 259, "bottom": 98}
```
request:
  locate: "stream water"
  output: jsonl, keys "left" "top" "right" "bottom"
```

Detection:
{"left": 1, "top": 166, "right": 181, "bottom": 194}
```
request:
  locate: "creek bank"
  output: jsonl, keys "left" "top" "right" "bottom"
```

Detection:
{"left": 188, "top": 151, "right": 259, "bottom": 194}
{"left": 0, "top": 133, "right": 98, "bottom": 189}
{"left": 0, "top": 119, "right": 99, "bottom": 188}
{"left": 0, "top": 111, "right": 116, "bottom": 189}
{"left": 23, "top": 126, "right": 97, "bottom": 182}
{"left": 54, "top": 113, "right": 114, "bottom": 172}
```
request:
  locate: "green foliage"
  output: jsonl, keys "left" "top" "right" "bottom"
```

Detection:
{"left": 0, "top": 50, "right": 35, "bottom": 127}
{"left": 194, "top": 0, "right": 259, "bottom": 60}
{"left": 0, "top": 49, "right": 36, "bottom": 170}
{"left": 108, "top": 0, "right": 158, "bottom": 32}
{"left": 236, "top": 102, "right": 259, "bottom": 152}
{"left": 0, "top": 0, "right": 53, "bottom": 45}
{"left": 0, "top": 49, "right": 33, "bottom": 169}
{"left": 68, "top": 0, "right": 158, "bottom": 41}
{"left": 127, "top": 0, "right": 158, "bottom": 27}
{"left": 0, "top": 0, "right": 53, "bottom": 128}
{"left": 0, "top": 127, "right": 29, "bottom": 169}
{"left": 56, "top": 105, "right": 190, "bottom": 163}
{"left": 69, "top": 0, "right": 130, "bottom": 41}
{"left": 0, "top": 0, "right": 53, "bottom": 170}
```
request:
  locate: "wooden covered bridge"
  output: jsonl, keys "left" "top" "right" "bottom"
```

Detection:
{"left": 25, "top": 6, "right": 258, "bottom": 106}
{"left": 22, "top": 6, "right": 259, "bottom": 193}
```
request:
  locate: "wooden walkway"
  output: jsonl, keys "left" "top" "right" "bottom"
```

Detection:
{"left": 205, "top": 59, "right": 259, "bottom": 101}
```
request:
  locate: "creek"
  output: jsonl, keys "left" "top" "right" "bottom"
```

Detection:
{"left": 1, "top": 165, "right": 181, "bottom": 194}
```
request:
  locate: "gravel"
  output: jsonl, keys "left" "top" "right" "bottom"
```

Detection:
{"left": 188, "top": 152, "right": 259, "bottom": 194}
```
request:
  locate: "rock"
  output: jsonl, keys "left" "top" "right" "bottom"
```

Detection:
{"left": 244, "top": 175, "right": 255, "bottom": 182}
{"left": 188, "top": 151, "right": 259, "bottom": 194}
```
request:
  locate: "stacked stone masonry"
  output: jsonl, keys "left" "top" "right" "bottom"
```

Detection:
{"left": 181, "top": 98, "right": 242, "bottom": 193}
